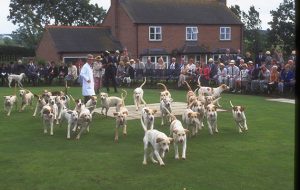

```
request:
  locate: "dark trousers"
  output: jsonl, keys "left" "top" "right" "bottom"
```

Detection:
{"left": 104, "top": 74, "right": 117, "bottom": 93}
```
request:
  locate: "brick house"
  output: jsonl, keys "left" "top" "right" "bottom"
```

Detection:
{"left": 35, "top": 25, "right": 122, "bottom": 64}
{"left": 102, "top": 0, "right": 243, "bottom": 65}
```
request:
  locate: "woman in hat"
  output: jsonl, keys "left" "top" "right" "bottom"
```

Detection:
{"left": 217, "top": 62, "right": 227, "bottom": 85}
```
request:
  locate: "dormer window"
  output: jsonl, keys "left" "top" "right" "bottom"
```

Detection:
{"left": 149, "top": 26, "right": 162, "bottom": 41}
{"left": 186, "top": 26, "right": 198, "bottom": 41}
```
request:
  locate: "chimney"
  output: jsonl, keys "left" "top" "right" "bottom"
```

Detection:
{"left": 219, "top": 0, "right": 226, "bottom": 5}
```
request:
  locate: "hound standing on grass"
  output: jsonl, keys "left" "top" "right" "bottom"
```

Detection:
{"left": 141, "top": 119, "right": 173, "bottom": 166}
{"left": 8, "top": 73, "right": 26, "bottom": 88}
{"left": 230, "top": 101, "right": 248, "bottom": 133}
{"left": 133, "top": 77, "right": 147, "bottom": 111}
{"left": 19, "top": 89, "right": 34, "bottom": 111}
{"left": 3, "top": 84, "right": 18, "bottom": 116}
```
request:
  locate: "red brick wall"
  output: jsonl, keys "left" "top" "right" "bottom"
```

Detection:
{"left": 103, "top": 0, "right": 242, "bottom": 58}
{"left": 35, "top": 29, "right": 60, "bottom": 62}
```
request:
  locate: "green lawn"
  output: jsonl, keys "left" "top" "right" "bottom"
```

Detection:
{"left": 0, "top": 85, "right": 295, "bottom": 190}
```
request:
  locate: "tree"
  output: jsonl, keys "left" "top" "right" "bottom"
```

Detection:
{"left": 7, "top": 0, "right": 106, "bottom": 48}
{"left": 242, "top": 6, "right": 262, "bottom": 54}
{"left": 268, "top": 0, "right": 295, "bottom": 56}
{"left": 230, "top": 5, "right": 263, "bottom": 55}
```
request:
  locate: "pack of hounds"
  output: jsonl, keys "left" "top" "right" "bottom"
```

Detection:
{"left": 3, "top": 78, "right": 248, "bottom": 166}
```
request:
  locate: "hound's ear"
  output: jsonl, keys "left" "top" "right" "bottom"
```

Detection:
{"left": 153, "top": 109, "right": 158, "bottom": 114}
{"left": 241, "top": 106, "right": 245, "bottom": 111}
{"left": 113, "top": 112, "right": 119, "bottom": 116}
{"left": 233, "top": 106, "right": 238, "bottom": 111}
{"left": 168, "top": 137, "right": 173, "bottom": 142}
{"left": 156, "top": 138, "right": 164, "bottom": 143}
{"left": 184, "top": 129, "right": 190, "bottom": 134}
{"left": 144, "top": 108, "right": 149, "bottom": 113}
{"left": 123, "top": 111, "right": 128, "bottom": 116}
{"left": 67, "top": 111, "right": 73, "bottom": 114}
{"left": 187, "top": 112, "right": 193, "bottom": 118}
{"left": 173, "top": 129, "right": 178, "bottom": 134}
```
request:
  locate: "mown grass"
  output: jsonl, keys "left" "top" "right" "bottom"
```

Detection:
{"left": 0, "top": 85, "right": 295, "bottom": 190}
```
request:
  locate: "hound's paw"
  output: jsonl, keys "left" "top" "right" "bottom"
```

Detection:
{"left": 160, "top": 163, "right": 165, "bottom": 167}
{"left": 182, "top": 157, "right": 186, "bottom": 160}
{"left": 142, "top": 161, "right": 147, "bottom": 165}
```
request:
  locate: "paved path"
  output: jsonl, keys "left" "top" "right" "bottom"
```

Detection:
{"left": 93, "top": 102, "right": 226, "bottom": 120}
{"left": 266, "top": 98, "right": 295, "bottom": 104}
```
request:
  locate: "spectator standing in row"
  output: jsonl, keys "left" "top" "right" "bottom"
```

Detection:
{"left": 27, "top": 59, "right": 38, "bottom": 86}
{"left": 258, "top": 64, "right": 270, "bottom": 93}
{"left": 66, "top": 62, "right": 78, "bottom": 86}
{"left": 80, "top": 54, "right": 95, "bottom": 104}
{"left": 196, "top": 60, "right": 210, "bottom": 86}
{"left": 278, "top": 63, "right": 295, "bottom": 94}
{"left": 243, "top": 52, "right": 253, "bottom": 64}
{"left": 207, "top": 58, "right": 218, "bottom": 84}
{"left": 217, "top": 63, "right": 227, "bottom": 85}
{"left": 221, "top": 48, "right": 232, "bottom": 66}
{"left": 116, "top": 61, "right": 126, "bottom": 86}
{"left": 93, "top": 56, "right": 103, "bottom": 95}
{"left": 102, "top": 51, "right": 117, "bottom": 93}
{"left": 255, "top": 50, "right": 265, "bottom": 69}
{"left": 234, "top": 63, "right": 249, "bottom": 93}
{"left": 267, "top": 65, "right": 280, "bottom": 94}
{"left": 47, "top": 61, "right": 58, "bottom": 85}
{"left": 227, "top": 60, "right": 240, "bottom": 92}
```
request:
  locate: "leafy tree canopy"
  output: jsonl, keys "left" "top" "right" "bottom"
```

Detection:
{"left": 7, "top": 0, "right": 106, "bottom": 48}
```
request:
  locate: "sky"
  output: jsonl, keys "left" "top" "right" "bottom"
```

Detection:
{"left": 0, "top": 0, "right": 283, "bottom": 34}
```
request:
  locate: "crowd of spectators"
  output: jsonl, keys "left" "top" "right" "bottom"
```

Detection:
{"left": 0, "top": 48, "right": 296, "bottom": 97}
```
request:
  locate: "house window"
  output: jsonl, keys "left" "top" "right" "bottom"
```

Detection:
{"left": 149, "top": 26, "right": 162, "bottom": 41}
{"left": 186, "top": 27, "right": 198, "bottom": 41}
{"left": 220, "top": 27, "right": 231, "bottom": 40}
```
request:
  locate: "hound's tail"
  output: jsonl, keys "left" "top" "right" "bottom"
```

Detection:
{"left": 229, "top": 100, "right": 234, "bottom": 108}
{"left": 157, "top": 83, "right": 167, "bottom": 91}
{"left": 197, "top": 76, "right": 201, "bottom": 87}
{"left": 140, "top": 77, "right": 147, "bottom": 88}
{"left": 121, "top": 89, "right": 127, "bottom": 106}
{"left": 184, "top": 81, "right": 192, "bottom": 91}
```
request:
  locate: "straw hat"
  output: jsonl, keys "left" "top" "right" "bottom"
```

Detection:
{"left": 219, "top": 63, "right": 225, "bottom": 67}
{"left": 208, "top": 58, "right": 214, "bottom": 62}
{"left": 129, "top": 59, "right": 135, "bottom": 63}
{"left": 266, "top": 51, "right": 271, "bottom": 55}
{"left": 95, "top": 56, "right": 102, "bottom": 61}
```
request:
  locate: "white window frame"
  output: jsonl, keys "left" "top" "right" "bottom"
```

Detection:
{"left": 220, "top": 27, "right": 231, "bottom": 41}
{"left": 186, "top": 26, "right": 198, "bottom": 41}
{"left": 149, "top": 26, "right": 162, "bottom": 41}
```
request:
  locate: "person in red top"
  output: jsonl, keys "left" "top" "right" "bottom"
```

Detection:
{"left": 196, "top": 61, "right": 210, "bottom": 86}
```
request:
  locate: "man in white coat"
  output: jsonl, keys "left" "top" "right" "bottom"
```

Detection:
{"left": 80, "top": 54, "right": 96, "bottom": 103}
